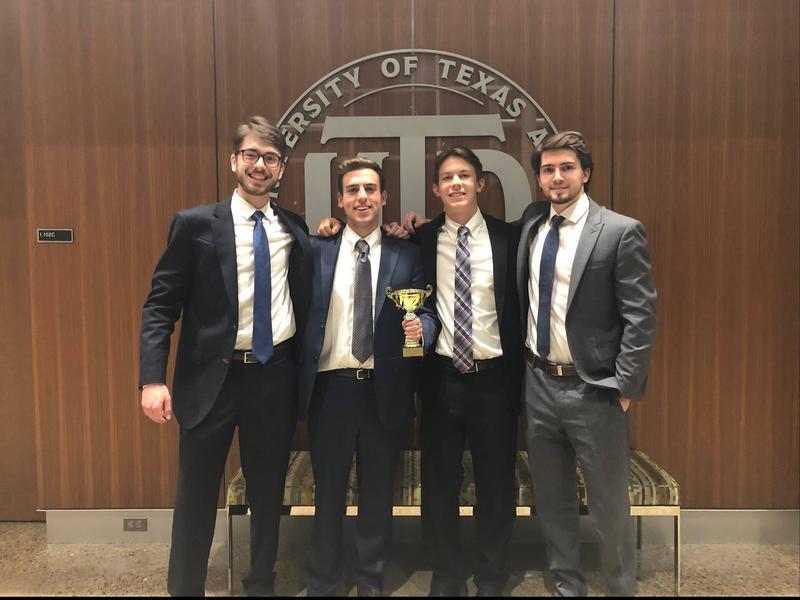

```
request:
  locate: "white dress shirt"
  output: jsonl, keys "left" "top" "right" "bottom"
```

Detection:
{"left": 232, "top": 190, "right": 296, "bottom": 350}
{"left": 435, "top": 210, "right": 503, "bottom": 359}
{"left": 319, "top": 225, "right": 383, "bottom": 371}
{"left": 526, "top": 193, "right": 590, "bottom": 364}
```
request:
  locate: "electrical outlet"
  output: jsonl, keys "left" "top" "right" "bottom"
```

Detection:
{"left": 123, "top": 517, "right": 148, "bottom": 532}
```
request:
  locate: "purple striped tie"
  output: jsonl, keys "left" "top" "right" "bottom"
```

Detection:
{"left": 453, "top": 225, "right": 474, "bottom": 373}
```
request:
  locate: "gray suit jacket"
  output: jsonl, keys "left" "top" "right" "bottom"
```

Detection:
{"left": 517, "top": 198, "right": 657, "bottom": 400}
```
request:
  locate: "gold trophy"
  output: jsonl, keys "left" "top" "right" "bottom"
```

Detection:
{"left": 386, "top": 285, "right": 433, "bottom": 357}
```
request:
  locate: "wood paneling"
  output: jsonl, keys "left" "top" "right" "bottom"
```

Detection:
{"left": 415, "top": 0, "right": 614, "bottom": 216}
{"left": 0, "top": 0, "right": 796, "bottom": 516}
{"left": 616, "top": 0, "right": 800, "bottom": 507}
{"left": 214, "top": 0, "right": 414, "bottom": 216}
{"left": 17, "top": 0, "right": 217, "bottom": 509}
{"left": 0, "top": 0, "right": 38, "bottom": 521}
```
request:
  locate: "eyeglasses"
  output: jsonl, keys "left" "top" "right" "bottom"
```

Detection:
{"left": 236, "top": 149, "right": 282, "bottom": 167}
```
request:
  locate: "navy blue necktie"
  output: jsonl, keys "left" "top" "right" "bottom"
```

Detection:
{"left": 250, "top": 210, "right": 273, "bottom": 364}
{"left": 536, "top": 215, "right": 566, "bottom": 359}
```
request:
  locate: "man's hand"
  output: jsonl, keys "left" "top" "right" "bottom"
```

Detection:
{"left": 141, "top": 384, "right": 173, "bottom": 424}
{"left": 317, "top": 218, "right": 343, "bottom": 237}
{"left": 402, "top": 211, "right": 431, "bottom": 234}
{"left": 620, "top": 397, "right": 631, "bottom": 413}
{"left": 401, "top": 316, "right": 423, "bottom": 342}
{"left": 382, "top": 222, "right": 409, "bottom": 239}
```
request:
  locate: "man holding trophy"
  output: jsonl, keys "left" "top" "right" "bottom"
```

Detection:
{"left": 298, "top": 157, "right": 439, "bottom": 597}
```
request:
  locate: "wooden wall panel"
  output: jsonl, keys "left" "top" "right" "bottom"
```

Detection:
{"left": 0, "top": 0, "right": 38, "bottom": 521}
{"left": 616, "top": 0, "right": 800, "bottom": 507}
{"left": 17, "top": 0, "right": 217, "bottom": 510}
{"left": 1, "top": 0, "right": 797, "bottom": 516}
{"left": 214, "top": 0, "right": 413, "bottom": 208}
{"left": 415, "top": 0, "right": 614, "bottom": 215}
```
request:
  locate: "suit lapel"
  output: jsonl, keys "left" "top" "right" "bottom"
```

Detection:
{"left": 211, "top": 198, "right": 238, "bottom": 311}
{"left": 484, "top": 213, "right": 507, "bottom": 324}
{"left": 421, "top": 213, "right": 445, "bottom": 303}
{"left": 567, "top": 198, "right": 604, "bottom": 311}
{"left": 517, "top": 207, "right": 548, "bottom": 324}
{"left": 375, "top": 234, "right": 400, "bottom": 322}
{"left": 319, "top": 233, "right": 342, "bottom": 322}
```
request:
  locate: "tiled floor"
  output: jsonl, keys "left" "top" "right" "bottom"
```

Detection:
{"left": 1, "top": 521, "right": 798, "bottom": 596}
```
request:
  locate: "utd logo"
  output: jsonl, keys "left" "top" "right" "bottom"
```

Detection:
{"left": 277, "top": 49, "right": 557, "bottom": 226}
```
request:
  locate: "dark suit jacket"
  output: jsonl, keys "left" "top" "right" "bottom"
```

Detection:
{"left": 415, "top": 211, "right": 524, "bottom": 413}
{"left": 139, "top": 196, "right": 312, "bottom": 430}
{"left": 517, "top": 198, "right": 657, "bottom": 400}
{"left": 298, "top": 231, "right": 439, "bottom": 430}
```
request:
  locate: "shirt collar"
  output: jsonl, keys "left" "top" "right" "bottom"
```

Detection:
{"left": 232, "top": 189, "right": 275, "bottom": 223}
{"left": 343, "top": 224, "right": 382, "bottom": 253}
{"left": 548, "top": 193, "right": 589, "bottom": 225}
{"left": 443, "top": 209, "right": 485, "bottom": 241}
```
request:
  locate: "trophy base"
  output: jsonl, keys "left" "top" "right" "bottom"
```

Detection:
{"left": 402, "top": 346, "right": 425, "bottom": 358}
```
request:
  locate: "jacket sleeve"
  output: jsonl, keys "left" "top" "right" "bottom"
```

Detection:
{"left": 408, "top": 245, "right": 439, "bottom": 353}
{"left": 139, "top": 213, "right": 194, "bottom": 388}
{"left": 614, "top": 220, "right": 657, "bottom": 399}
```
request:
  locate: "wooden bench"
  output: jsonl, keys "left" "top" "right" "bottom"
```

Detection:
{"left": 226, "top": 449, "right": 680, "bottom": 594}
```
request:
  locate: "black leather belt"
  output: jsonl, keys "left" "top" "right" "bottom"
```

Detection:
{"left": 231, "top": 339, "right": 293, "bottom": 364}
{"left": 231, "top": 350, "right": 261, "bottom": 363}
{"left": 435, "top": 353, "right": 504, "bottom": 374}
{"left": 525, "top": 347, "right": 578, "bottom": 377}
{"left": 328, "top": 368, "right": 374, "bottom": 380}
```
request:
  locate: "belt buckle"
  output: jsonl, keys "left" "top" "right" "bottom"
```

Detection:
{"left": 242, "top": 351, "right": 259, "bottom": 364}
{"left": 470, "top": 361, "right": 480, "bottom": 373}
{"left": 556, "top": 364, "right": 563, "bottom": 377}
{"left": 355, "top": 369, "right": 369, "bottom": 380}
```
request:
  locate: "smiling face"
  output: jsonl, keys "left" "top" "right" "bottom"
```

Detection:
{"left": 337, "top": 168, "right": 387, "bottom": 237}
{"left": 230, "top": 134, "right": 285, "bottom": 207}
{"left": 432, "top": 156, "right": 484, "bottom": 223}
{"left": 535, "top": 148, "right": 590, "bottom": 212}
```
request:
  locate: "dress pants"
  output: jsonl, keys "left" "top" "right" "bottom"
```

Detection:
{"left": 167, "top": 342, "right": 297, "bottom": 597}
{"left": 420, "top": 360, "right": 517, "bottom": 594}
{"left": 305, "top": 373, "right": 405, "bottom": 596}
{"left": 523, "top": 363, "right": 636, "bottom": 597}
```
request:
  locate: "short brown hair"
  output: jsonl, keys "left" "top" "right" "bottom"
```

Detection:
{"left": 232, "top": 115, "right": 287, "bottom": 160}
{"left": 433, "top": 145, "right": 483, "bottom": 183}
{"left": 531, "top": 130, "right": 593, "bottom": 192}
{"left": 336, "top": 157, "right": 386, "bottom": 194}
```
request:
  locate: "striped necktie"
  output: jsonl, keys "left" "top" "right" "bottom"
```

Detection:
{"left": 453, "top": 225, "right": 474, "bottom": 373}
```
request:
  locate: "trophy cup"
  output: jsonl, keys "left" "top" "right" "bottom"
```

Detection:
{"left": 385, "top": 285, "right": 433, "bottom": 357}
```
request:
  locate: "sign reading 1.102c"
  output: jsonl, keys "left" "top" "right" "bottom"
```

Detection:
{"left": 276, "top": 49, "right": 557, "bottom": 227}
{"left": 37, "top": 229, "right": 74, "bottom": 243}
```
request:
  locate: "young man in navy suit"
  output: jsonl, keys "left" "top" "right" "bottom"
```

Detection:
{"left": 411, "top": 148, "right": 522, "bottom": 597}
{"left": 139, "top": 116, "right": 311, "bottom": 596}
{"left": 299, "top": 158, "right": 439, "bottom": 597}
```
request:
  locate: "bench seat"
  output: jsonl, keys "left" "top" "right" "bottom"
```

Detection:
{"left": 226, "top": 449, "right": 680, "bottom": 593}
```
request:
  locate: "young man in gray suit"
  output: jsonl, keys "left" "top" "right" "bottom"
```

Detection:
{"left": 518, "top": 131, "right": 657, "bottom": 596}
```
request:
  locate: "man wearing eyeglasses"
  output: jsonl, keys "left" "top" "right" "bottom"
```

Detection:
{"left": 139, "top": 116, "right": 311, "bottom": 596}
